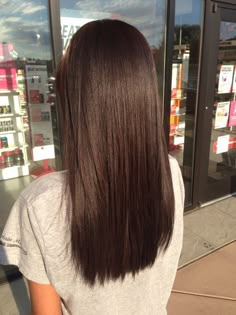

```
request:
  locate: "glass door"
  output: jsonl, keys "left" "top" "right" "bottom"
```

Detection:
{"left": 169, "top": 0, "right": 203, "bottom": 207}
{"left": 198, "top": 2, "right": 236, "bottom": 203}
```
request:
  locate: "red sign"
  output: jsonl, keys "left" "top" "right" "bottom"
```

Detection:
{"left": 0, "top": 60, "right": 17, "bottom": 90}
{"left": 228, "top": 101, "right": 236, "bottom": 127}
{"left": 0, "top": 43, "right": 14, "bottom": 61}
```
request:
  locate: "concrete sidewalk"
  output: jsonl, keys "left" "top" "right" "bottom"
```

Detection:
{"left": 167, "top": 241, "right": 236, "bottom": 314}
{"left": 1, "top": 243, "right": 236, "bottom": 315}
{"left": 0, "top": 196, "right": 236, "bottom": 314}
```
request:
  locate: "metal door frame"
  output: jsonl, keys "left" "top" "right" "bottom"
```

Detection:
{"left": 193, "top": 0, "right": 236, "bottom": 205}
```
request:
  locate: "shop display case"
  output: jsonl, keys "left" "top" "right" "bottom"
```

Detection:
{"left": 0, "top": 44, "right": 57, "bottom": 182}
{"left": 0, "top": 91, "right": 29, "bottom": 180}
{"left": 169, "top": 48, "right": 189, "bottom": 151}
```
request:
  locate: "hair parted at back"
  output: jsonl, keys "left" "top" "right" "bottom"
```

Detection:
{"left": 56, "top": 19, "right": 175, "bottom": 285}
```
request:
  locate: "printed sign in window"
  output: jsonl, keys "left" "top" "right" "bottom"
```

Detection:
{"left": 218, "top": 65, "right": 234, "bottom": 94}
{"left": 216, "top": 135, "right": 230, "bottom": 154}
{"left": 214, "top": 101, "right": 230, "bottom": 129}
{"left": 228, "top": 101, "right": 236, "bottom": 127}
{"left": 232, "top": 65, "right": 236, "bottom": 93}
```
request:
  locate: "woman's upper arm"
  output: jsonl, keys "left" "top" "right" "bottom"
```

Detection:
{"left": 28, "top": 280, "right": 62, "bottom": 315}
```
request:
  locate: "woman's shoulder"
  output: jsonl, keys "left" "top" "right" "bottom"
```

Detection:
{"left": 168, "top": 155, "right": 185, "bottom": 208}
{"left": 168, "top": 155, "right": 180, "bottom": 170}
{"left": 16, "top": 171, "right": 69, "bottom": 238}
{"left": 20, "top": 171, "right": 67, "bottom": 204}
{"left": 18, "top": 171, "right": 69, "bottom": 227}
{"left": 168, "top": 155, "right": 183, "bottom": 181}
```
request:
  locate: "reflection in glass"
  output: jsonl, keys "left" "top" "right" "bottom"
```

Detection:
{"left": 169, "top": 0, "right": 203, "bottom": 205}
{"left": 60, "top": 0, "right": 166, "bottom": 99}
{"left": 0, "top": 0, "right": 62, "bottom": 283}
{"left": 208, "top": 21, "right": 236, "bottom": 181}
{"left": 0, "top": 0, "right": 60, "bottom": 228}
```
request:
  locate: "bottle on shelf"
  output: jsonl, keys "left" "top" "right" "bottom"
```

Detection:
{"left": 0, "top": 104, "right": 12, "bottom": 115}
{"left": 3, "top": 151, "right": 15, "bottom": 168}
{"left": 14, "top": 149, "right": 24, "bottom": 166}
{"left": 3, "top": 106, "right": 8, "bottom": 114}
{"left": 7, "top": 105, "right": 11, "bottom": 113}
{"left": 0, "top": 155, "right": 5, "bottom": 169}
{"left": 1, "top": 137, "right": 8, "bottom": 148}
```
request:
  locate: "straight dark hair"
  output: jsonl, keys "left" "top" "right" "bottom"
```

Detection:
{"left": 56, "top": 19, "right": 175, "bottom": 285}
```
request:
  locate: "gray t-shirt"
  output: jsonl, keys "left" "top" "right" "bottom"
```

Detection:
{"left": 0, "top": 156, "right": 184, "bottom": 315}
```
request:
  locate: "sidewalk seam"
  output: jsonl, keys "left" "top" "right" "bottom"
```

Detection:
{"left": 172, "top": 290, "right": 236, "bottom": 301}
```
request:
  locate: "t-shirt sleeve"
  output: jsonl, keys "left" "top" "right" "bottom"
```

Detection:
{"left": 0, "top": 194, "right": 50, "bottom": 284}
{"left": 160, "top": 157, "right": 185, "bottom": 309}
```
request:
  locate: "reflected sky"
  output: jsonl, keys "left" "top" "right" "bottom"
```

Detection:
{"left": 0, "top": 0, "right": 205, "bottom": 62}
{"left": 0, "top": 0, "right": 51, "bottom": 60}
{"left": 220, "top": 22, "right": 236, "bottom": 41}
{"left": 60, "top": 0, "right": 166, "bottom": 48}
{"left": 175, "top": 0, "right": 203, "bottom": 25}
{"left": 0, "top": 0, "right": 167, "bottom": 61}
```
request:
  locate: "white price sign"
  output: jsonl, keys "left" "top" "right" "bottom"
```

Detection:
{"left": 216, "top": 135, "right": 230, "bottom": 154}
{"left": 218, "top": 65, "right": 234, "bottom": 94}
{"left": 232, "top": 66, "right": 236, "bottom": 93}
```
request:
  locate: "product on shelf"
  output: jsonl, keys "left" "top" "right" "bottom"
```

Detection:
{"left": 1, "top": 149, "right": 25, "bottom": 168}
{"left": 3, "top": 151, "right": 14, "bottom": 168}
{"left": 0, "top": 119, "right": 14, "bottom": 132}
{"left": 0, "top": 91, "right": 29, "bottom": 180}
{"left": 1, "top": 137, "right": 8, "bottom": 148}
{"left": 0, "top": 105, "right": 8, "bottom": 114}
{"left": 0, "top": 155, "right": 5, "bottom": 169}
{"left": 0, "top": 105, "right": 12, "bottom": 114}
{"left": 14, "top": 149, "right": 24, "bottom": 166}
{"left": 17, "top": 69, "right": 27, "bottom": 114}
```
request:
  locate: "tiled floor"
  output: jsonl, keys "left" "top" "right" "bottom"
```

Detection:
{"left": 179, "top": 196, "right": 236, "bottom": 267}
{"left": 168, "top": 293, "right": 236, "bottom": 315}
{"left": 167, "top": 242, "right": 236, "bottom": 314}
{"left": 0, "top": 196, "right": 236, "bottom": 314}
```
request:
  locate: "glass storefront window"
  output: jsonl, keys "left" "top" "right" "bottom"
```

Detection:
{"left": 169, "top": 0, "right": 203, "bottom": 206}
{"left": 0, "top": 0, "right": 167, "bottom": 283}
{"left": 0, "top": 1, "right": 60, "bottom": 281}
{"left": 59, "top": 0, "right": 167, "bottom": 99}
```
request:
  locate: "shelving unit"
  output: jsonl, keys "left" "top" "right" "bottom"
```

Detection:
{"left": 25, "top": 64, "right": 55, "bottom": 162}
{"left": 0, "top": 91, "right": 29, "bottom": 180}
{"left": 169, "top": 57, "right": 189, "bottom": 150}
{"left": 0, "top": 144, "right": 28, "bottom": 153}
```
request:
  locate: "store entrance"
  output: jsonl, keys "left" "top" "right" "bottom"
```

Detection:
{"left": 197, "top": 1, "right": 236, "bottom": 203}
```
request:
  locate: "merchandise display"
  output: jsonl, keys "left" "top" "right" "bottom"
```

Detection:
{"left": 0, "top": 43, "right": 56, "bottom": 181}
{"left": 210, "top": 37, "right": 236, "bottom": 173}
{"left": 25, "top": 65, "right": 55, "bottom": 162}
{"left": 0, "top": 91, "right": 29, "bottom": 180}
{"left": 169, "top": 48, "right": 189, "bottom": 152}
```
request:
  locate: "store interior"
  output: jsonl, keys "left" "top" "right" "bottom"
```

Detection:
{"left": 208, "top": 24, "right": 236, "bottom": 181}
{"left": 0, "top": 46, "right": 60, "bottom": 234}
{"left": 169, "top": 0, "right": 203, "bottom": 206}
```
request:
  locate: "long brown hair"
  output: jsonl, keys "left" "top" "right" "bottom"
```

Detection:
{"left": 56, "top": 19, "right": 175, "bottom": 285}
